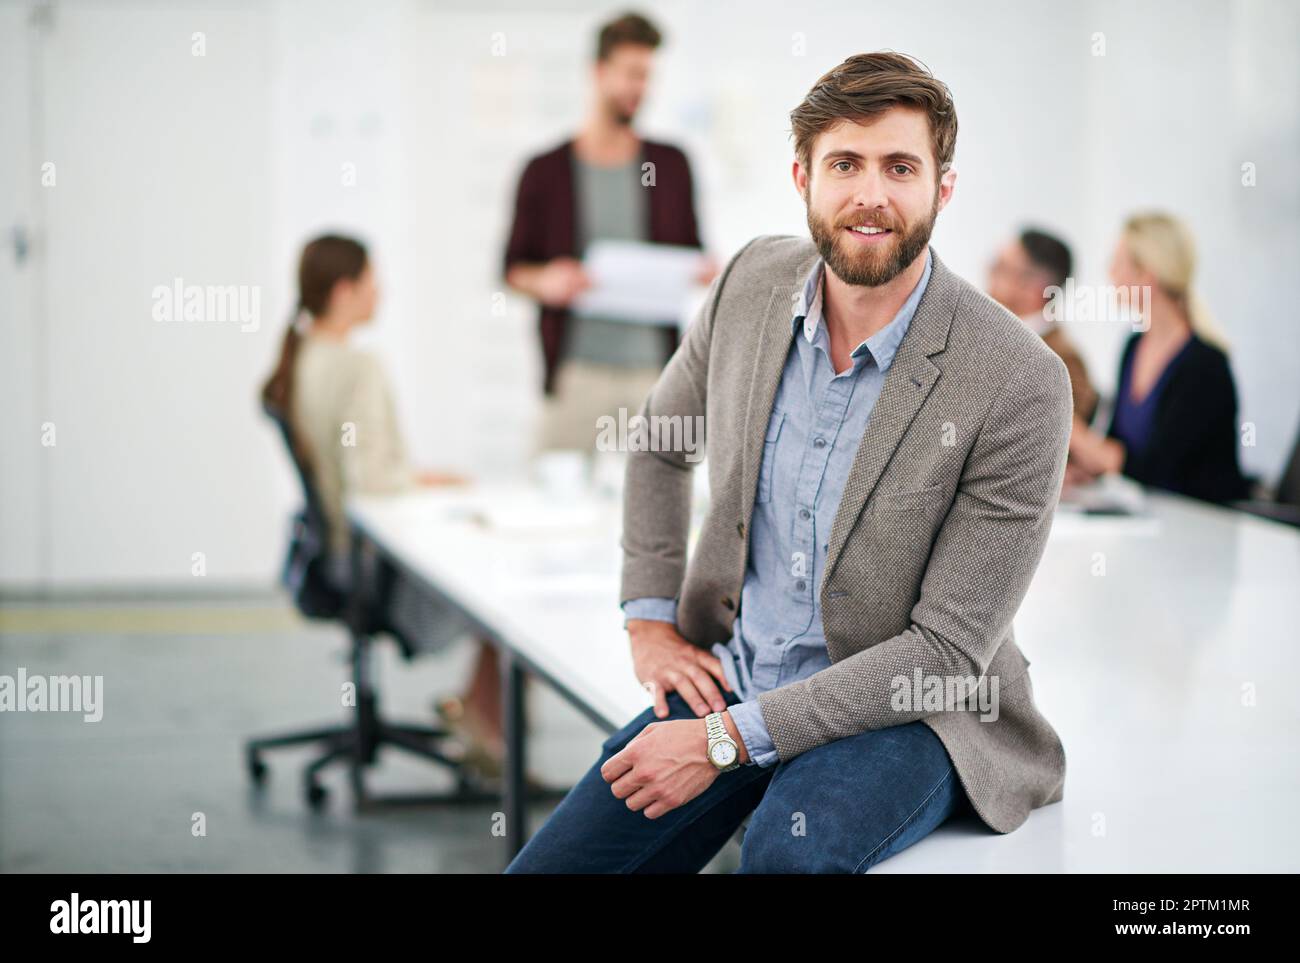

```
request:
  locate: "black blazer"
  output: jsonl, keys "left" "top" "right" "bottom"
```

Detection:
{"left": 1106, "top": 332, "right": 1248, "bottom": 504}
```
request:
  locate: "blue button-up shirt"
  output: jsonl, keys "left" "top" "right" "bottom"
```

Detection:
{"left": 623, "top": 250, "right": 932, "bottom": 766}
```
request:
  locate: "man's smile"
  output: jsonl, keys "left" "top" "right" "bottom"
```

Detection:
{"left": 844, "top": 224, "right": 895, "bottom": 245}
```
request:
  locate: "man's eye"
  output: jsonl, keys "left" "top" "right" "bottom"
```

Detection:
{"left": 891, "top": 164, "right": 912, "bottom": 176}
{"left": 833, "top": 161, "right": 853, "bottom": 173}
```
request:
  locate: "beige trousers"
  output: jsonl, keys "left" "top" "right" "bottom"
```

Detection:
{"left": 535, "top": 358, "right": 663, "bottom": 454}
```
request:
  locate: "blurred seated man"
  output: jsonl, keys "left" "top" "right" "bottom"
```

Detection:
{"left": 987, "top": 228, "right": 1098, "bottom": 424}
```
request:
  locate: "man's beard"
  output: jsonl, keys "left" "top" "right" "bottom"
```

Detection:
{"left": 806, "top": 189, "right": 939, "bottom": 287}
{"left": 604, "top": 97, "right": 636, "bottom": 127}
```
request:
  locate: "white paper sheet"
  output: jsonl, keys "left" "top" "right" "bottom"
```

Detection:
{"left": 1057, "top": 472, "right": 1149, "bottom": 516}
{"left": 570, "top": 239, "right": 703, "bottom": 325}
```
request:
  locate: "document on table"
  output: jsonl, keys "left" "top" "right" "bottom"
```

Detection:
{"left": 570, "top": 239, "right": 704, "bottom": 326}
{"left": 1058, "top": 473, "right": 1148, "bottom": 516}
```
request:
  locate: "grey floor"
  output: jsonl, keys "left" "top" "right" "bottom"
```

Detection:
{"left": 0, "top": 592, "right": 738, "bottom": 873}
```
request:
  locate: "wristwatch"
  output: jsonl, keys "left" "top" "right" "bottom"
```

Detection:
{"left": 705, "top": 712, "right": 740, "bottom": 772}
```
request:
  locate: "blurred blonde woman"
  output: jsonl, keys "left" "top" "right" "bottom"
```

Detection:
{"left": 1067, "top": 212, "right": 1248, "bottom": 503}
{"left": 261, "top": 234, "right": 507, "bottom": 774}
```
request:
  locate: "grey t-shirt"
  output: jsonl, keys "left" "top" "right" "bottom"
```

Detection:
{"left": 567, "top": 156, "right": 671, "bottom": 367}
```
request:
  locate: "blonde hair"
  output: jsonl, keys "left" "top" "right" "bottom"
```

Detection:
{"left": 1121, "top": 211, "right": 1229, "bottom": 351}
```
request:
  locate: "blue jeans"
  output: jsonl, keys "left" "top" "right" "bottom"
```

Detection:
{"left": 505, "top": 691, "right": 973, "bottom": 873}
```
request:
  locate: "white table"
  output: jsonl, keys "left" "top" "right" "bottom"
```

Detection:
{"left": 349, "top": 484, "right": 647, "bottom": 857}
{"left": 348, "top": 484, "right": 1300, "bottom": 871}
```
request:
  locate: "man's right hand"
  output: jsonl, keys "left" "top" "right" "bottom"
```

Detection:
{"left": 626, "top": 619, "right": 732, "bottom": 719}
{"left": 535, "top": 257, "right": 591, "bottom": 308}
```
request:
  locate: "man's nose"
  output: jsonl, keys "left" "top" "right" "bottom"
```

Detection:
{"left": 849, "top": 169, "right": 890, "bottom": 212}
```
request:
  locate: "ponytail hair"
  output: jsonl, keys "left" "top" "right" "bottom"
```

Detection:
{"left": 1121, "top": 211, "right": 1230, "bottom": 351}
{"left": 261, "top": 303, "right": 307, "bottom": 415}
{"left": 259, "top": 233, "right": 370, "bottom": 422}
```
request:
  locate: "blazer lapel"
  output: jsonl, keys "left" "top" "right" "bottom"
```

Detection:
{"left": 823, "top": 249, "right": 958, "bottom": 580}
{"left": 740, "top": 249, "right": 821, "bottom": 532}
{"left": 740, "top": 284, "right": 799, "bottom": 531}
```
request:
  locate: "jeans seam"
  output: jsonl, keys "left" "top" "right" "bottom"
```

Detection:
{"left": 852, "top": 765, "right": 954, "bottom": 874}
{"left": 614, "top": 769, "right": 767, "bottom": 874}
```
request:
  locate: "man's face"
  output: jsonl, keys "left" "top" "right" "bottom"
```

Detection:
{"left": 594, "top": 44, "right": 654, "bottom": 126}
{"left": 988, "top": 239, "right": 1050, "bottom": 317}
{"left": 794, "top": 107, "right": 954, "bottom": 287}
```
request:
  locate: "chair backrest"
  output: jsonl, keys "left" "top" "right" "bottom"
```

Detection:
{"left": 1277, "top": 421, "right": 1300, "bottom": 509}
{"left": 263, "top": 400, "right": 421, "bottom": 654}
{"left": 263, "top": 400, "right": 331, "bottom": 542}
{"left": 263, "top": 400, "right": 346, "bottom": 619}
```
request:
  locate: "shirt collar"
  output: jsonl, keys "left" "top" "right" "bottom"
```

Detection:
{"left": 791, "top": 248, "right": 933, "bottom": 373}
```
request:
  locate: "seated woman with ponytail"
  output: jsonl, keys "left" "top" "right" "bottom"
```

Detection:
{"left": 262, "top": 234, "right": 508, "bottom": 776}
{"left": 1067, "top": 212, "right": 1249, "bottom": 505}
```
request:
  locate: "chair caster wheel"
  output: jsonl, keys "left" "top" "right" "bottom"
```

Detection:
{"left": 306, "top": 781, "right": 329, "bottom": 809}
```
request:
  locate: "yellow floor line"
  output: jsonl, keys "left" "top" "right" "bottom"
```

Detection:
{"left": 0, "top": 607, "right": 312, "bottom": 635}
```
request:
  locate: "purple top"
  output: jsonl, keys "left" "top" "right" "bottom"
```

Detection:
{"left": 1111, "top": 334, "right": 1195, "bottom": 456}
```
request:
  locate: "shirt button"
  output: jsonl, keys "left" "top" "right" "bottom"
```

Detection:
{"left": 775, "top": 637, "right": 785, "bottom": 645}
{"left": 795, "top": 580, "right": 806, "bottom": 592}
{"left": 814, "top": 437, "right": 826, "bottom": 448}
{"left": 799, "top": 508, "right": 811, "bottom": 520}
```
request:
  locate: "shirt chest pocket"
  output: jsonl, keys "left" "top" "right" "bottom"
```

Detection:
{"left": 755, "top": 410, "right": 785, "bottom": 504}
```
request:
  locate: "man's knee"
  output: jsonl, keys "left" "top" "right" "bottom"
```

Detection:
{"left": 737, "top": 805, "right": 852, "bottom": 874}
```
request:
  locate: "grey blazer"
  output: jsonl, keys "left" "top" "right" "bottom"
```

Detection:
{"left": 621, "top": 235, "right": 1072, "bottom": 834}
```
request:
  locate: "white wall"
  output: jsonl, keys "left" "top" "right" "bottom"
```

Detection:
{"left": 2, "top": 0, "right": 279, "bottom": 589}
{"left": 0, "top": 1, "right": 43, "bottom": 588}
{"left": 2, "top": 0, "right": 1296, "bottom": 591}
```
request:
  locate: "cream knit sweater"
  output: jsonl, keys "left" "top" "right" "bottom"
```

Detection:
{"left": 290, "top": 336, "right": 415, "bottom": 556}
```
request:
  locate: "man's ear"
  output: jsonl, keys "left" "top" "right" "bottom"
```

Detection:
{"left": 936, "top": 168, "right": 957, "bottom": 213}
{"left": 792, "top": 159, "right": 809, "bottom": 198}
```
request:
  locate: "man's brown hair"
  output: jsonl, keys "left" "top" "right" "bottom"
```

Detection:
{"left": 790, "top": 52, "right": 957, "bottom": 179}
{"left": 596, "top": 12, "right": 662, "bottom": 61}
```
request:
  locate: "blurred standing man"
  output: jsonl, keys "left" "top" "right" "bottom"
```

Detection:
{"left": 503, "top": 12, "right": 714, "bottom": 452}
{"left": 987, "top": 229, "right": 1098, "bottom": 424}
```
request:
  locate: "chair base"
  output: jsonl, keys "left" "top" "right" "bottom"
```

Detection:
{"left": 245, "top": 691, "right": 565, "bottom": 810}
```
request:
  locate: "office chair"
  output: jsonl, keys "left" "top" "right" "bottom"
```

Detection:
{"left": 245, "top": 401, "right": 495, "bottom": 810}
{"left": 1233, "top": 421, "right": 1300, "bottom": 528}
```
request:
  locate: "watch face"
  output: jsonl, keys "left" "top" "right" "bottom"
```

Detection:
{"left": 710, "top": 741, "right": 737, "bottom": 767}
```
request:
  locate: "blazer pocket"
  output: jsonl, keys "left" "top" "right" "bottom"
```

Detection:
{"left": 873, "top": 483, "right": 948, "bottom": 514}
{"left": 755, "top": 410, "right": 785, "bottom": 504}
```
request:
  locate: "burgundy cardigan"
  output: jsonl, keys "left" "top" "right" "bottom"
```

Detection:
{"left": 503, "top": 138, "right": 703, "bottom": 395}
